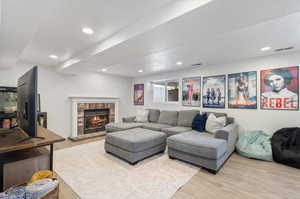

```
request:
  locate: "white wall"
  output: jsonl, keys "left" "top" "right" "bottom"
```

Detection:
{"left": 0, "top": 64, "right": 134, "bottom": 137}
{"left": 133, "top": 51, "right": 300, "bottom": 134}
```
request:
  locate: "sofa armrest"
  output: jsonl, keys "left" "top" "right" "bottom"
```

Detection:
{"left": 215, "top": 123, "right": 238, "bottom": 152}
{"left": 122, "top": 116, "right": 136, "bottom": 123}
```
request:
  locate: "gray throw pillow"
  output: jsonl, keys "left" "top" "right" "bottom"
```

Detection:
{"left": 147, "top": 109, "right": 160, "bottom": 123}
{"left": 123, "top": 116, "right": 136, "bottom": 123}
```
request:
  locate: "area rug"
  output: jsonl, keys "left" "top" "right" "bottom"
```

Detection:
{"left": 54, "top": 140, "right": 199, "bottom": 199}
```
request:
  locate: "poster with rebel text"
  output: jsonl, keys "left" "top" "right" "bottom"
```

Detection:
{"left": 260, "top": 66, "right": 299, "bottom": 110}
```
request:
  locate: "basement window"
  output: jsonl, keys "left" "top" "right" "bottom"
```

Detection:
{"left": 152, "top": 80, "right": 179, "bottom": 103}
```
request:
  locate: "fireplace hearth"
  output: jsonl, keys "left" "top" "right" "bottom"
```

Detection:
{"left": 84, "top": 108, "right": 109, "bottom": 134}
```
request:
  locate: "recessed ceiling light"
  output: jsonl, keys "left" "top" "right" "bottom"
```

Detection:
{"left": 260, "top": 46, "right": 271, "bottom": 52}
{"left": 101, "top": 68, "right": 107, "bottom": 72}
{"left": 49, "top": 54, "right": 58, "bottom": 59}
{"left": 82, "top": 27, "right": 94, "bottom": 35}
{"left": 138, "top": 69, "right": 143, "bottom": 73}
{"left": 176, "top": 61, "right": 183, "bottom": 65}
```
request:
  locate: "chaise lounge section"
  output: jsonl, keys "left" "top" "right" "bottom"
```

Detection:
{"left": 167, "top": 113, "right": 238, "bottom": 174}
{"left": 168, "top": 132, "right": 226, "bottom": 172}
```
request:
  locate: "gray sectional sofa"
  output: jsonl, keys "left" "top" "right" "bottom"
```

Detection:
{"left": 105, "top": 109, "right": 238, "bottom": 174}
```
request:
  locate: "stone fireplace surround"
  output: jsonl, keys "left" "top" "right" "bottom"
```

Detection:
{"left": 69, "top": 97, "right": 119, "bottom": 138}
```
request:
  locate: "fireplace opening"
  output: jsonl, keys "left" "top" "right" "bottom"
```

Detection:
{"left": 84, "top": 108, "right": 109, "bottom": 134}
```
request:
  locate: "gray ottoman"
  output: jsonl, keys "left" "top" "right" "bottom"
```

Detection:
{"left": 105, "top": 128, "right": 167, "bottom": 164}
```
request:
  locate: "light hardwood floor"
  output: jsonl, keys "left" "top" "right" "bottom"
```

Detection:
{"left": 54, "top": 137, "right": 300, "bottom": 199}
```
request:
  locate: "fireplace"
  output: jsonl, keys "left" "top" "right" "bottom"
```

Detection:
{"left": 70, "top": 97, "right": 118, "bottom": 137}
{"left": 84, "top": 108, "right": 109, "bottom": 134}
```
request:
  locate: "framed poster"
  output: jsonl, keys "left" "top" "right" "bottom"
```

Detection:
{"left": 261, "top": 66, "right": 299, "bottom": 110}
{"left": 228, "top": 71, "right": 257, "bottom": 109}
{"left": 134, "top": 84, "right": 144, "bottom": 105}
{"left": 182, "top": 77, "right": 201, "bottom": 106}
{"left": 202, "top": 75, "right": 226, "bottom": 108}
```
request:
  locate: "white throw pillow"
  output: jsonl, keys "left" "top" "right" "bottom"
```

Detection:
{"left": 205, "top": 113, "right": 226, "bottom": 134}
{"left": 135, "top": 109, "right": 149, "bottom": 123}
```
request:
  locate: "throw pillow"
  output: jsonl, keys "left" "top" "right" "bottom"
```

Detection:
{"left": 205, "top": 113, "right": 226, "bottom": 134}
{"left": 192, "top": 113, "right": 207, "bottom": 132}
{"left": 135, "top": 109, "right": 149, "bottom": 123}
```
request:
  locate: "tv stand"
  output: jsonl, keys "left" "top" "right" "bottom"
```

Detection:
{"left": 0, "top": 129, "right": 15, "bottom": 136}
{"left": 17, "top": 136, "right": 45, "bottom": 143}
{"left": 0, "top": 127, "right": 65, "bottom": 191}
{"left": 0, "top": 125, "right": 20, "bottom": 136}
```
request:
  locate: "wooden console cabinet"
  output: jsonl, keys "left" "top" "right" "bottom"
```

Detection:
{"left": 0, "top": 127, "right": 65, "bottom": 191}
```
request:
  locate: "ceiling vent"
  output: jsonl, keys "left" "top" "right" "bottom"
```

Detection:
{"left": 191, "top": 63, "right": 202, "bottom": 66}
{"left": 274, "top": 46, "right": 294, "bottom": 52}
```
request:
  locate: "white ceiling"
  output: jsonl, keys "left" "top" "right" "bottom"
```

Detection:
{"left": 1, "top": 0, "right": 300, "bottom": 77}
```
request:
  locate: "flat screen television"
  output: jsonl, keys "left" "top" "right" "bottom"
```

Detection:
{"left": 17, "top": 66, "right": 44, "bottom": 142}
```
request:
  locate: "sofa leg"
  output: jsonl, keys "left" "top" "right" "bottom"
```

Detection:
{"left": 130, "top": 161, "right": 138, "bottom": 165}
{"left": 204, "top": 168, "right": 218, "bottom": 174}
{"left": 169, "top": 156, "right": 175, "bottom": 160}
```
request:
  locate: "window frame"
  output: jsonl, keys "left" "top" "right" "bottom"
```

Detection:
{"left": 152, "top": 79, "right": 180, "bottom": 104}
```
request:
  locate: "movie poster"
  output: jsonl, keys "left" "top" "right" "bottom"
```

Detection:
{"left": 261, "top": 66, "right": 299, "bottom": 110}
{"left": 202, "top": 75, "right": 226, "bottom": 108}
{"left": 228, "top": 71, "right": 257, "bottom": 109}
{"left": 182, "top": 77, "right": 201, "bottom": 106}
{"left": 134, "top": 84, "right": 144, "bottom": 105}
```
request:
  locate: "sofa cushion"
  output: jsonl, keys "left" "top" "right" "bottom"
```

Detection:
{"left": 167, "top": 131, "right": 227, "bottom": 160}
{"left": 105, "top": 128, "right": 166, "bottom": 152}
{"left": 158, "top": 111, "right": 178, "bottom": 126}
{"left": 192, "top": 113, "right": 207, "bottom": 132}
{"left": 142, "top": 123, "right": 172, "bottom": 131}
{"left": 177, "top": 110, "right": 200, "bottom": 127}
{"left": 147, "top": 109, "right": 160, "bottom": 123}
{"left": 188, "top": 130, "right": 215, "bottom": 138}
{"left": 205, "top": 113, "right": 226, "bottom": 134}
{"left": 105, "top": 122, "right": 143, "bottom": 132}
{"left": 161, "top": 126, "right": 192, "bottom": 137}
{"left": 135, "top": 109, "right": 149, "bottom": 123}
{"left": 123, "top": 116, "right": 136, "bottom": 123}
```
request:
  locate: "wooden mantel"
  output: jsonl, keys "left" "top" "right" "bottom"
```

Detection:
{"left": 68, "top": 96, "right": 120, "bottom": 102}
